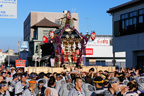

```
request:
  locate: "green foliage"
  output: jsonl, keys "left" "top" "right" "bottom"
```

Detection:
{"left": 37, "top": 44, "right": 41, "bottom": 56}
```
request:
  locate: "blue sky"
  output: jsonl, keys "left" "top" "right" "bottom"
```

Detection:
{"left": 0, "top": 0, "right": 130, "bottom": 52}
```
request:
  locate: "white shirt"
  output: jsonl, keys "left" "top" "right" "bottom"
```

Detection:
{"left": 22, "top": 89, "right": 36, "bottom": 96}
{"left": 45, "top": 87, "right": 58, "bottom": 96}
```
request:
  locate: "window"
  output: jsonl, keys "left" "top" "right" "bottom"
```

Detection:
{"left": 43, "top": 30, "right": 49, "bottom": 38}
{"left": 139, "top": 9, "right": 144, "bottom": 15}
{"left": 122, "top": 20, "right": 125, "bottom": 30}
{"left": 96, "top": 61, "right": 106, "bottom": 66}
{"left": 139, "top": 16, "right": 143, "bottom": 23}
{"left": 129, "top": 18, "right": 133, "bottom": 25}
{"left": 34, "top": 30, "right": 38, "bottom": 40}
{"left": 55, "top": 19, "right": 61, "bottom": 25}
{"left": 118, "top": 8, "right": 144, "bottom": 36}
{"left": 130, "top": 11, "right": 137, "bottom": 17}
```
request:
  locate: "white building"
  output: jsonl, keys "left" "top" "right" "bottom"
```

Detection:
{"left": 0, "top": 49, "right": 16, "bottom": 65}
{"left": 107, "top": 0, "right": 144, "bottom": 68}
{"left": 85, "top": 35, "right": 126, "bottom": 68}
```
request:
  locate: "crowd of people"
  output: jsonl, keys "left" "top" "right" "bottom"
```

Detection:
{"left": 0, "top": 66, "right": 144, "bottom": 96}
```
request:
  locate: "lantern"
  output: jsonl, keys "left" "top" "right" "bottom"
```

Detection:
{"left": 62, "top": 49, "right": 64, "bottom": 54}
{"left": 91, "top": 32, "right": 96, "bottom": 41}
{"left": 67, "top": 11, "right": 71, "bottom": 19}
{"left": 43, "top": 36, "right": 47, "bottom": 43}
{"left": 76, "top": 49, "right": 80, "bottom": 55}
{"left": 50, "top": 31, "right": 54, "bottom": 39}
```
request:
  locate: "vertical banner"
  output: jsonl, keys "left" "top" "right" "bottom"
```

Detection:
{"left": 0, "top": 0, "right": 17, "bottom": 18}
{"left": 50, "top": 58, "right": 55, "bottom": 67}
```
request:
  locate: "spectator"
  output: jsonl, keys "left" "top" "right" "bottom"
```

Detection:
{"left": 45, "top": 76, "right": 58, "bottom": 96}
{"left": 0, "top": 81, "right": 10, "bottom": 96}
{"left": 22, "top": 80, "right": 37, "bottom": 96}
{"left": 69, "top": 77, "right": 85, "bottom": 96}
{"left": 15, "top": 74, "right": 29, "bottom": 95}
{"left": 104, "top": 77, "right": 129, "bottom": 96}
{"left": 34, "top": 80, "right": 46, "bottom": 96}
{"left": 91, "top": 76, "right": 105, "bottom": 96}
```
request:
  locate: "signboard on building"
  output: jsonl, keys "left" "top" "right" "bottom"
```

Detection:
{"left": 0, "top": 0, "right": 17, "bottom": 18}
{"left": 20, "top": 41, "right": 28, "bottom": 51}
{"left": 86, "top": 37, "right": 111, "bottom": 46}
{"left": 86, "top": 48, "right": 93, "bottom": 55}
{"left": 85, "top": 36, "right": 113, "bottom": 58}
{"left": 15, "top": 60, "right": 26, "bottom": 68}
{"left": 20, "top": 51, "right": 28, "bottom": 60}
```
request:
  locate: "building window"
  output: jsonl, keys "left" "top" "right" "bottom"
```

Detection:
{"left": 139, "top": 9, "right": 144, "bottom": 15}
{"left": 34, "top": 30, "right": 38, "bottom": 40}
{"left": 43, "top": 30, "right": 49, "bottom": 39}
{"left": 130, "top": 11, "right": 137, "bottom": 17}
{"left": 139, "top": 16, "right": 143, "bottom": 23}
{"left": 55, "top": 19, "right": 61, "bottom": 25}
{"left": 119, "top": 8, "right": 144, "bottom": 36}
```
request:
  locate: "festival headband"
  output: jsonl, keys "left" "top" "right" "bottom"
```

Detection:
{"left": 104, "top": 80, "right": 109, "bottom": 82}
{"left": 38, "top": 83, "right": 44, "bottom": 85}
{"left": 93, "top": 80, "right": 104, "bottom": 84}
{"left": 1, "top": 72, "right": 6, "bottom": 75}
{"left": 119, "top": 74, "right": 123, "bottom": 77}
{"left": 28, "top": 81, "right": 37, "bottom": 84}
{"left": 13, "top": 76, "right": 18, "bottom": 79}
{"left": 21, "top": 75, "right": 26, "bottom": 78}
{"left": 130, "top": 81, "right": 135, "bottom": 85}
{"left": 109, "top": 79, "right": 119, "bottom": 84}
{"left": 30, "top": 74, "right": 36, "bottom": 78}
{"left": 0, "top": 84, "right": 7, "bottom": 87}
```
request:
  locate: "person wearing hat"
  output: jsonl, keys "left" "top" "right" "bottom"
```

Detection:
{"left": 11, "top": 67, "right": 16, "bottom": 77}
{"left": 22, "top": 80, "right": 37, "bottom": 96}
{"left": 103, "top": 77, "right": 129, "bottom": 96}
{"left": 68, "top": 77, "right": 85, "bottom": 96}
{"left": 59, "top": 74, "right": 74, "bottom": 96}
{"left": 91, "top": 76, "right": 105, "bottom": 96}
{"left": 0, "top": 81, "right": 10, "bottom": 96}
{"left": 34, "top": 80, "right": 46, "bottom": 96}
{"left": 15, "top": 74, "right": 29, "bottom": 96}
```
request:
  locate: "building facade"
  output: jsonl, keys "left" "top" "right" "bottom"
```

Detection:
{"left": 107, "top": 0, "right": 144, "bottom": 68}
{"left": 85, "top": 35, "right": 126, "bottom": 68}
{"left": 0, "top": 49, "right": 18, "bottom": 66}
{"left": 24, "top": 11, "right": 79, "bottom": 41}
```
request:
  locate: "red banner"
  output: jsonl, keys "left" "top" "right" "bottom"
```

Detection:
{"left": 15, "top": 60, "right": 26, "bottom": 67}
{"left": 86, "top": 48, "right": 93, "bottom": 55}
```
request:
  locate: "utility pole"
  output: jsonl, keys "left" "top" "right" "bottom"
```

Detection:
{"left": 8, "top": 47, "right": 10, "bottom": 67}
{"left": 18, "top": 41, "right": 20, "bottom": 55}
{"left": 85, "top": 18, "right": 91, "bottom": 33}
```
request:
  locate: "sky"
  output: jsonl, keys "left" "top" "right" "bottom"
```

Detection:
{"left": 0, "top": 0, "right": 131, "bottom": 52}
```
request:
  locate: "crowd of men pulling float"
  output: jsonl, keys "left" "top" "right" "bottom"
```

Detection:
{"left": 0, "top": 66, "right": 144, "bottom": 96}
